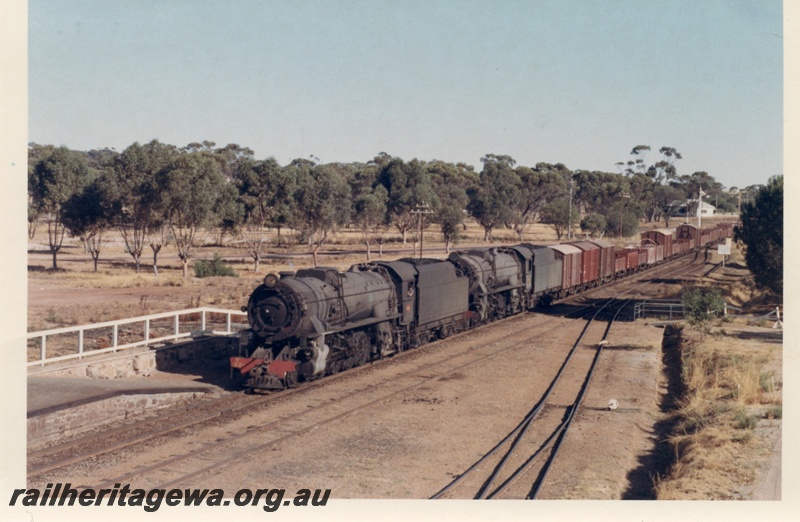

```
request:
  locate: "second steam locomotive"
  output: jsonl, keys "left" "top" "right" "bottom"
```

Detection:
{"left": 231, "top": 222, "right": 732, "bottom": 390}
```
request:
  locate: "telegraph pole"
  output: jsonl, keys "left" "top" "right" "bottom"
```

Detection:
{"left": 618, "top": 191, "right": 630, "bottom": 239}
{"left": 568, "top": 177, "right": 574, "bottom": 240}
{"left": 698, "top": 189, "right": 706, "bottom": 228}
{"left": 411, "top": 202, "right": 433, "bottom": 259}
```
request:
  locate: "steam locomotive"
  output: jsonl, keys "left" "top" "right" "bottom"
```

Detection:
{"left": 231, "top": 222, "right": 733, "bottom": 390}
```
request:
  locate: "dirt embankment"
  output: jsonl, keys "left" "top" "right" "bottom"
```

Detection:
{"left": 647, "top": 323, "right": 782, "bottom": 500}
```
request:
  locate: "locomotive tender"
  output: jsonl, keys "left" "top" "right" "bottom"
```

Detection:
{"left": 232, "top": 223, "right": 733, "bottom": 390}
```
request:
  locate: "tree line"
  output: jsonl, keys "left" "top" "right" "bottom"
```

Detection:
{"left": 28, "top": 141, "right": 760, "bottom": 275}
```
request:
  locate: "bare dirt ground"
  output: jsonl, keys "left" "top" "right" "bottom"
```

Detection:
{"left": 29, "top": 313, "right": 667, "bottom": 498}
{"left": 26, "top": 217, "right": 781, "bottom": 500}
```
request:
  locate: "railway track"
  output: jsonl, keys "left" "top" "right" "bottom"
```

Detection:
{"left": 28, "top": 252, "right": 713, "bottom": 491}
{"left": 430, "top": 257, "right": 703, "bottom": 499}
{"left": 429, "top": 296, "right": 630, "bottom": 499}
{"left": 84, "top": 307, "right": 605, "bottom": 489}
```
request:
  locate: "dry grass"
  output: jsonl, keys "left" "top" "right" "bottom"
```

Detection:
{"left": 653, "top": 326, "right": 782, "bottom": 499}
{"left": 31, "top": 269, "right": 192, "bottom": 289}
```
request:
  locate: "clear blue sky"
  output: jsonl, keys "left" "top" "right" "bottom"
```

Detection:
{"left": 29, "top": 0, "right": 783, "bottom": 190}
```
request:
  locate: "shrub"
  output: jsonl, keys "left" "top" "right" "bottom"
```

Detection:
{"left": 580, "top": 213, "right": 607, "bottom": 238}
{"left": 682, "top": 287, "right": 725, "bottom": 338}
{"left": 194, "top": 254, "right": 238, "bottom": 278}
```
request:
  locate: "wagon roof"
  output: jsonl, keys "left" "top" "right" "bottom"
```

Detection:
{"left": 588, "top": 239, "right": 615, "bottom": 248}
{"left": 643, "top": 228, "right": 675, "bottom": 236}
{"left": 547, "top": 244, "right": 581, "bottom": 255}
{"left": 568, "top": 241, "right": 599, "bottom": 251}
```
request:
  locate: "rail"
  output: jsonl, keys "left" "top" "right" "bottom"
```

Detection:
{"left": 27, "top": 307, "right": 247, "bottom": 367}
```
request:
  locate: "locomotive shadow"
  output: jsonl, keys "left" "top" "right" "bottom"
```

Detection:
{"left": 151, "top": 338, "right": 243, "bottom": 391}
{"left": 538, "top": 298, "right": 638, "bottom": 322}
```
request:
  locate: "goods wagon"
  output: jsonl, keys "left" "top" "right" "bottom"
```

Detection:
{"left": 639, "top": 245, "right": 656, "bottom": 266}
{"left": 569, "top": 241, "right": 601, "bottom": 287}
{"left": 676, "top": 224, "right": 700, "bottom": 249}
{"left": 588, "top": 239, "right": 616, "bottom": 282}
{"left": 546, "top": 244, "right": 582, "bottom": 296}
{"left": 616, "top": 248, "right": 639, "bottom": 275}
{"left": 641, "top": 229, "right": 674, "bottom": 256}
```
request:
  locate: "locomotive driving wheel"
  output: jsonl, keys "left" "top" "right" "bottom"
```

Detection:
{"left": 283, "top": 371, "right": 298, "bottom": 388}
{"left": 349, "top": 331, "right": 371, "bottom": 366}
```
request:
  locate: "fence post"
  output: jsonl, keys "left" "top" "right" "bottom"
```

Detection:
{"left": 201, "top": 309, "right": 207, "bottom": 331}
{"left": 144, "top": 318, "right": 150, "bottom": 342}
{"left": 773, "top": 307, "right": 782, "bottom": 329}
{"left": 78, "top": 329, "right": 84, "bottom": 356}
{"left": 226, "top": 312, "right": 232, "bottom": 333}
{"left": 112, "top": 324, "right": 118, "bottom": 351}
{"left": 174, "top": 313, "right": 180, "bottom": 340}
{"left": 40, "top": 335, "right": 46, "bottom": 363}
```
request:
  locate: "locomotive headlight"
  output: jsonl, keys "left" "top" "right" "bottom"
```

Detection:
{"left": 264, "top": 273, "right": 280, "bottom": 288}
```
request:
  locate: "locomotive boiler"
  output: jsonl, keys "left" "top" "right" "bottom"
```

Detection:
{"left": 232, "top": 266, "right": 398, "bottom": 389}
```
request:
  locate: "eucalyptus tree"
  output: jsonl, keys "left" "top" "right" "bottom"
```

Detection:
{"left": 510, "top": 163, "right": 568, "bottom": 240}
{"left": 433, "top": 184, "right": 469, "bottom": 253}
{"left": 426, "top": 159, "right": 479, "bottom": 192}
{"left": 29, "top": 146, "right": 91, "bottom": 269}
{"left": 675, "top": 171, "right": 726, "bottom": 218}
{"left": 156, "top": 151, "right": 229, "bottom": 277}
{"left": 345, "top": 161, "right": 380, "bottom": 198}
{"left": 352, "top": 184, "right": 388, "bottom": 260}
{"left": 626, "top": 172, "right": 654, "bottom": 221}
{"left": 374, "top": 157, "right": 436, "bottom": 243}
{"left": 740, "top": 184, "right": 764, "bottom": 207}
{"left": 180, "top": 141, "right": 252, "bottom": 246}
{"left": 618, "top": 145, "right": 682, "bottom": 221}
{"left": 540, "top": 199, "right": 578, "bottom": 240}
{"left": 468, "top": 154, "right": 521, "bottom": 241}
{"left": 110, "top": 140, "right": 178, "bottom": 273}
{"left": 83, "top": 148, "right": 119, "bottom": 177}
{"left": 293, "top": 162, "right": 352, "bottom": 266}
{"left": 427, "top": 160, "right": 475, "bottom": 251}
{"left": 579, "top": 213, "right": 607, "bottom": 238}
{"left": 653, "top": 184, "right": 684, "bottom": 227}
{"left": 61, "top": 174, "right": 115, "bottom": 272}
{"left": 235, "top": 157, "right": 297, "bottom": 272}
{"left": 27, "top": 143, "right": 56, "bottom": 239}
{"left": 212, "top": 143, "right": 255, "bottom": 179}
{"left": 211, "top": 181, "right": 244, "bottom": 247}
{"left": 573, "top": 170, "right": 625, "bottom": 215}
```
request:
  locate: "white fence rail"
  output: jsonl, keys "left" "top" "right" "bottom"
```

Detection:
{"left": 27, "top": 307, "right": 247, "bottom": 367}
{"left": 633, "top": 300, "right": 782, "bottom": 325}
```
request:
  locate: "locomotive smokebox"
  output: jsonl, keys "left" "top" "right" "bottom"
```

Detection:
{"left": 247, "top": 284, "right": 301, "bottom": 342}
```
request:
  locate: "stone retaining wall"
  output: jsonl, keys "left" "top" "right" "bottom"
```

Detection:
{"left": 43, "top": 335, "right": 239, "bottom": 379}
{"left": 28, "top": 391, "right": 207, "bottom": 449}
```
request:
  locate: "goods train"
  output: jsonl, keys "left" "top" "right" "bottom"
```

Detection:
{"left": 231, "top": 222, "right": 733, "bottom": 390}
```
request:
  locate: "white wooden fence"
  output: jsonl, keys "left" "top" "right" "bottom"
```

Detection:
{"left": 27, "top": 307, "right": 247, "bottom": 367}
